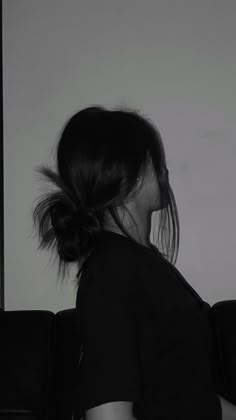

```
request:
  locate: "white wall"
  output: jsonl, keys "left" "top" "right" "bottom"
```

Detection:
{"left": 2, "top": 0, "right": 236, "bottom": 311}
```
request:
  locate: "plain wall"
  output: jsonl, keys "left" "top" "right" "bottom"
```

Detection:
{"left": 2, "top": 0, "right": 236, "bottom": 311}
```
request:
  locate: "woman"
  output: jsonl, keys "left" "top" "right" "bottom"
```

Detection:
{"left": 32, "top": 105, "right": 222, "bottom": 419}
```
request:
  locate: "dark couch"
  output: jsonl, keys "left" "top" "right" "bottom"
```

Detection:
{"left": 0, "top": 300, "right": 236, "bottom": 420}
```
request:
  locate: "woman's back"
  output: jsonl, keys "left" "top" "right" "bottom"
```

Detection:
{"left": 74, "top": 230, "right": 222, "bottom": 420}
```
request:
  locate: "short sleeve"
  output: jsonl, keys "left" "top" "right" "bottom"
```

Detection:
{"left": 76, "top": 262, "right": 142, "bottom": 417}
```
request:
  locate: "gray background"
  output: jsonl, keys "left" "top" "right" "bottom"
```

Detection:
{"left": 2, "top": 0, "right": 236, "bottom": 311}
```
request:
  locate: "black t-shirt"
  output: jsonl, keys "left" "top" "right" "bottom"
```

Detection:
{"left": 74, "top": 230, "right": 222, "bottom": 420}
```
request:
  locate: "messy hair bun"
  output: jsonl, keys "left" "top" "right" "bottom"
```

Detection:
{"left": 50, "top": 196, "right": 101, "bottom": 259}
{"left": 32, "top": 165, "right": 104, "bottom": 284}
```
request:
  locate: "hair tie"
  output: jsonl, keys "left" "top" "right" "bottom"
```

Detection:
{"left": 72, "top": 206, "right": 98, "bottom": 227}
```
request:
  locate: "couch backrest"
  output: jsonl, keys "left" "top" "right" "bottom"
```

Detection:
{"left": 0, "top": 308, "right": 82, "bottom": 420}
{"left": 0, "top": 310, "right": 55, "bottom": 419}
{"left": 211, "top": 300, "right": 236, "bottom": 404}
{"left": 1, "top": 301, "right": 235, "bottom": 419}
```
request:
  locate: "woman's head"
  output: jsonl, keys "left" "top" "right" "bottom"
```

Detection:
{"left": 32, "top": 104, "right": 179, "bottom": 286}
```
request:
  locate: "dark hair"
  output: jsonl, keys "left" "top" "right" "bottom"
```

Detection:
{"left": 32, "top": 104, "right": 180, "bottom": 289}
